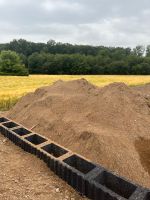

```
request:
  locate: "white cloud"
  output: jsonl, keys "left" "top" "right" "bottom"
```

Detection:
{"left": 0, "top": 0, "right": 150, "bottom": 47}
{"left": 0, "top": 0, "right": 5, "bottom": 5}
{"left": 42, "top": 0, "right": 82, "bottom": 12}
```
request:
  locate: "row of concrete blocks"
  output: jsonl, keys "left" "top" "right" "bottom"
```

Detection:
{"left": 0, "top": 116, "right": 149, "bottom": 200}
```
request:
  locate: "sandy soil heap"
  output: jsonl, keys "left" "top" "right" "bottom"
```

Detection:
{"left": 7, "top": 79, "right": 150, "bottom": 188}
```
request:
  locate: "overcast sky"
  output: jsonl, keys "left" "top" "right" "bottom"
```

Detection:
{"left": 0, "top": 0, "right": 150, "bottom": 47}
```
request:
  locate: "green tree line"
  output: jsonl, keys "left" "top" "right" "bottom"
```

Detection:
{"left": 1, "top": 39, "right": 150, "bottom": 75}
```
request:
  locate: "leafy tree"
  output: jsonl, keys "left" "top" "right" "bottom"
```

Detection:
{"left": 146, "top": 45, "right": 150, "bottom": 57}
{"left": 0, "top": 50, "right": 28, "bottom": 75}
{"left": 109, "top": 61, "right": 129, "bottom": 75}
{"left": 28, "top": 52, "right": 48, "bottom": 74}
{"left": 133, "top": 45, "right": 145, "bottom": 57}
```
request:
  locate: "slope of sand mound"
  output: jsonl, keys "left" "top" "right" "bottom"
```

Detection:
{"left": 6, "top": 79, "right": 150, "bottom": 188}
{"left": 133, "top": 83, "right": 150, "bottom": 95}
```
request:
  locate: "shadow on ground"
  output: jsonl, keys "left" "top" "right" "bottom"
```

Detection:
{"left": 135, "top": 138, "right": 150, "bottom": 175}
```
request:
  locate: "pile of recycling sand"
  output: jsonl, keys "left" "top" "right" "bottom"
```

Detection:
{"left": 6, "top": 79, "right": 150, "bottom": 188}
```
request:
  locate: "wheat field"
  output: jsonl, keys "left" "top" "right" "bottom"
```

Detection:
{"left": 0, "top": 75, "right": 150, "bottom": 110}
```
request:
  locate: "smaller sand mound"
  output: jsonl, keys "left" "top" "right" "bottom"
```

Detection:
{"left": 7, "top": 79, "right": 150, "bottom": 188}
{"left": 133, "top": 83, "right": 150, "bottom": 96}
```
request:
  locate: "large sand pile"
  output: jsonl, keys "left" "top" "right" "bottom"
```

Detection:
{"left": 7, "top": 79, "right": 150, "bottom": 188}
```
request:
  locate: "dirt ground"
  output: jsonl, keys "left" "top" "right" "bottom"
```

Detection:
{"left": 0, "top": 134, "right": 86, "bottom": 200}
{"left": 6, "top": 79, "right": 150, "bottom": 188}
{"left": 2, "top": 80, "right": 150, "bottom": 199}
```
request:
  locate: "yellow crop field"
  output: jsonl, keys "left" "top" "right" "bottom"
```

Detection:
{"left": 0, "top": 75, "right": 150, "bottom": 111}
